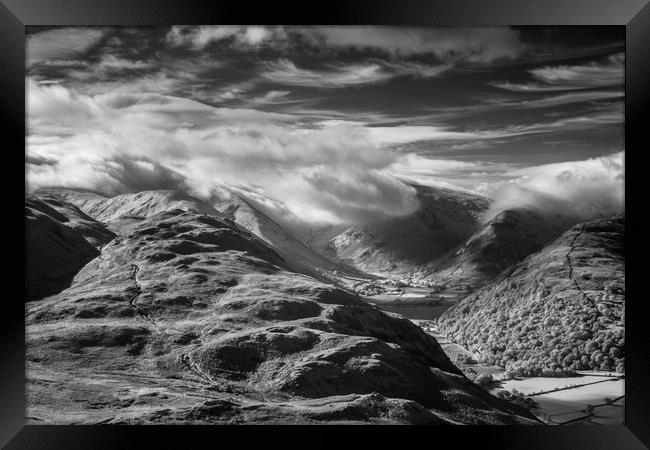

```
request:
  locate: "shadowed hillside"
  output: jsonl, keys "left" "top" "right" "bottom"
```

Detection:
{"left": 429, "top": 208, "right": 575, "bottom": 287}
{"left": 297, "top": 184, "right": 490, "bottom": 277}
{"left": 26, "top": 195, "right": 113, "bottom": 301}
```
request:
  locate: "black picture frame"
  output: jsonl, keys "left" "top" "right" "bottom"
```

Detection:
{"left": 3, "top": 1, "right": 648, "bottom": 448}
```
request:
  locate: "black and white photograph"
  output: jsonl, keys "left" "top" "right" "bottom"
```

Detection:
{"left": 25, "top": 25, "right": 625, "bottom": 425}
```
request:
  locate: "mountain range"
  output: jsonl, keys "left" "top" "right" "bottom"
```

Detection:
{"left": 25, "top": 188, "right": 540, "bottom": 424}
{"left": 25, "top": 184, "right": 624, "bottom": 424}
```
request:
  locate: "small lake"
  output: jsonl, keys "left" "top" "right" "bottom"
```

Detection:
{"left": 363, "top": 287, "right": 464, "bottom": 320}
{"left": 371, "top": 304, "right": 452, "bottom": 320}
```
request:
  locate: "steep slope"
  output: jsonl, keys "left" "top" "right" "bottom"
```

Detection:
{"left": 211, "top": 190, "right": 365, "bottom": 282}
{"left": 33, "top": 192, "right": 116, "bottom": 248}
{"left": 437, "top": 215, "right": 625, "bottom": 376}
{"left": 297, "top": 184, "right": 489, "bottom": 276}
{"left": 429, "top": 208, "right": 575, "bottom": 287}
{"left": 26, "top": 204, "right": 537, "bottom": 424}
{"left": 25, "top": 195, "right": 103, "bottom": 301}
{"left": 36, "top": 188, "right": 224, "bottom": 224}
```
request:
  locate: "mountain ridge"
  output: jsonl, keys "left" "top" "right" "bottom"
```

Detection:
{"left": 294, "top": 183, "right": 491, "bottom": 277}
{"left": 427, "top": 207, "right": 577, "bottom": 287}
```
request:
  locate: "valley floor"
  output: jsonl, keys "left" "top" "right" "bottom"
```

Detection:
{"left": 361, "top": 292, "right": 625, "bottom": 426}
{"left": 496, "top": 375, "right": 624, "bottom": 425}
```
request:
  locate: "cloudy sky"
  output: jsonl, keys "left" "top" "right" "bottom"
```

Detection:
{"left": 26, "top": 26, "right": 624, "bottom": 224}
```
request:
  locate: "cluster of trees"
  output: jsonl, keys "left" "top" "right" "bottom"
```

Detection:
{"left": 458, "top": 366, "right": 494, "bottom": 388}
{"left": 456, "top": 354, "right": 477, "bottom": 365}
{"left": 474, "top": 373, "right": 493, "bottom": 387}
{"left": 454, "top": 353, "right": 495, "bottom": 387}
{"left": 438, "top": 271, "right": 625, "bottom": 377}
{"left": 355, "top": 283, "right": 386, "bottom": 296}
{"left": 496, "top": 389, "right": 537, "bottom": 411}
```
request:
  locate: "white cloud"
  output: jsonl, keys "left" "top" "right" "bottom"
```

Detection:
{"left": 390, "top": 154, "right": 497, "bottom": 177}
{"left": 365, "top": 125, "right": 521, "bottom": 146}
{"left": 251, "top": 90, "right": 291, "bottom": 104}
{"left": 35, "top": 59, "right": 88, "bottom": 69}
{"left": 488, "top": 52, "right": 624, "bottom": 94}
{"left": 34, "top": 51, "right": 228, "bottom": 99}
{"left": 518, "top": 107, "right": 623, "bottom": 132}
{"left": 26, "top": 81, "right": 624, "bottom": 226}
{"left": 261, "top": 59, "right": 396, "bottom": 88}
{"left": 282, "top": 167, "right": 419, "bottom": 224}
{"left": 242, "top": 27, "right": 274, "bottom": 45}
{"left": 490, "top": 52, "right": 624, "bottom": 92}
{"left": 166, "top": 26, "right": 284, "bottom": 49}
{"left": 26, "top": 80, "right": 419, "bottom": 224}
{"left": 389, "top": 154, "right": 506, "bottom": 194}
{"left": 317, "top": 110, "right": 623, "bottom": 149}
{"left": 380, "top": 60, "right": 450, "bottom": 78}
{"left": 487, "top": 81, "right": 581, "bottom": 92}
{"left": 259, "top": 59, "right": 450, "bottom": 89}
{"left": 166, "top": 26, "right": 239, "bottom": 48}
{"left": 479, "top": 152, "right": 624, "bottom": 221}
{"left": 530, "top": 52, "right": 624, "bottom": 88}
{"left": 93, "top": 55, "right": 155, "bottom": 72}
